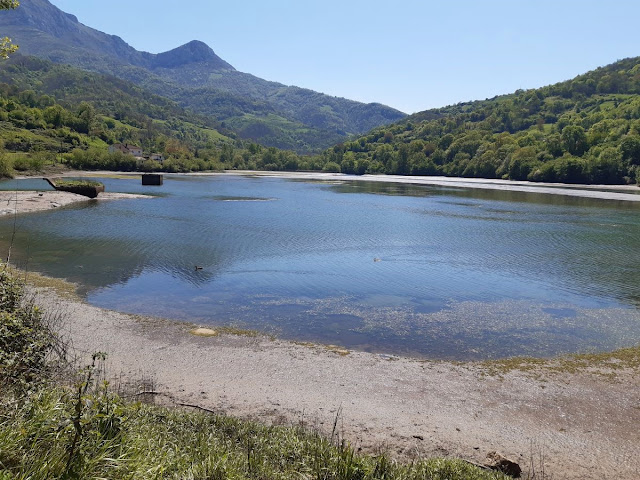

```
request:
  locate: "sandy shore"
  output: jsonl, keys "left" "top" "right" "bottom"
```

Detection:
{"left": 33, "top": 287, "right": 640, "bottom": 480}
{"left": 39, "top": 170, "right": 640, "bottom": 203}
{"left": 216, "top": 171, "right": 640, "bottom": 203}
{"left": 0, "top": 190, "right": 150, "bottom": 216}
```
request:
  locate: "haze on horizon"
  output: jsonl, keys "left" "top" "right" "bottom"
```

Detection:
{"left": 49, "top": 0, "right": 640, "bottom": 114}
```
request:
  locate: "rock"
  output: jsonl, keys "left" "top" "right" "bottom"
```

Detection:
{"left": 485, "top": 451, "right": 522, "bottom": 478}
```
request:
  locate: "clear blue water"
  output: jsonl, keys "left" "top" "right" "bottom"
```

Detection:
{"left": 1, "top": 175, "right": 640, "bottom": 360}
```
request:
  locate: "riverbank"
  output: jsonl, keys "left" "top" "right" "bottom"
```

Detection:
{"left": 228, "top": 171, "right": 640, "bottom": 202}
{"left": 33, "top": 283, "right": 640, "bottom": 480}
{"left": 46, "top": 170, "right": 640, "bottom": 203}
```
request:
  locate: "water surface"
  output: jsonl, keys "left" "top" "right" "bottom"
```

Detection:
{"left": 1, "top": 175, "right": 640, "bottom": 360}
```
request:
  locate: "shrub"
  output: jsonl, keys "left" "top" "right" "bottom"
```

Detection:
{"left": 0, "top": 152, "right": 13, "bottom": 178}
{"left": 12, "top": 156, "right": 29, "bottom": 171}
{"left": 322, "top": 161, "right": 341, "bottom": 173}
{"left": 0, "top": 266, "right": 54, "bottom": 389}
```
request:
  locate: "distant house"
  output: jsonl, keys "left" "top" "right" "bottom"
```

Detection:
{"left": 108, "top": 143, "right": 143, "bottom": 157}
{"left": 149, "top": 153, "right": 165, "bottom": 162}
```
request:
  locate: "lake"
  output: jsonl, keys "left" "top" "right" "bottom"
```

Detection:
{"left": 1, "top": 174, "right": 640, "bottom": 360}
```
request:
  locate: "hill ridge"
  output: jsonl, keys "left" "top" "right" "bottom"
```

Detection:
{"left": 318, "top": 56, "right": 640, "bottom": 185}
{"left": 0, "top": 0, "right": 405, "bottom": 152}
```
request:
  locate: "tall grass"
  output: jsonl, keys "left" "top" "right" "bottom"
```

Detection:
{"left": 0, "top": 382, "right": 510, "bottom": 480}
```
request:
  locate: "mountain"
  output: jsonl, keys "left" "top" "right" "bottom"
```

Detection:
{"left": 0, "top": 55, "right": 235, "bottom": 158}
{"left": 0, "top": 55, "right": 372, "bottom": 175}
{"left": 0, "top": 0, "right": 405, "bottom": 152}
{"left": 316, "top": 57, "right": 640, "bottom": 185}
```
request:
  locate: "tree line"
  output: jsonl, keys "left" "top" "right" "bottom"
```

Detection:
{"left": 1, "top": 54, "right": 640, "bottom": 185}
{"left": 318, "top": 57, "right": 640, "bottom": 185}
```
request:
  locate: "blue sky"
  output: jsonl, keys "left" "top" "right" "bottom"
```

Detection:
{"left": 50, "top": 0, "right": 640, "bottom": 114}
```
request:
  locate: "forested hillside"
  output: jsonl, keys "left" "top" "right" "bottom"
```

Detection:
{"left": 0, "top": 0, "right": 405, "bottom": 152}
{"left": 0, "top": 55, "right": 320, "bottom": 174}
{"left": 2, "top": 50, "right": 640, "bottom": 185}
{"left": 319, "top": 57, "right": 640, "bottom": 184}
{"left": 0, "top": 55, "right": 236, "bottom": 149}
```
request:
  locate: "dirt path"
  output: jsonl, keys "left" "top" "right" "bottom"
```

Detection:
{"left": 35, "top": 288, "right": 640, "bottom": 480}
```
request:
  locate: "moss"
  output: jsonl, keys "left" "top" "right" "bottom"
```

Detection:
{"left": 293, "top": 340, "right": 351, "bottom": 356}
{"left": 189, "top": 325, "right": 260, "bottom": 338}
{"left": 17, "top": 269, "right": 80, "bottom": 300}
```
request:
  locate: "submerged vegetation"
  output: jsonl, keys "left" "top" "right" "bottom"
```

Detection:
{"left": 0, "top": 266, "right": 509, "bottom": 479}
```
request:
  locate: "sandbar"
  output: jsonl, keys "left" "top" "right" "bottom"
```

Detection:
{"left": 0, "top": 190, "right": 149, "bottom": 217}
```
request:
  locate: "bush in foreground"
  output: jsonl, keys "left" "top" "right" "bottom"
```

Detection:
{"left": 0, "top": 267, "right": 56, "bottom": 390}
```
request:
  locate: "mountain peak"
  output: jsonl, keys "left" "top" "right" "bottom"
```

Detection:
{"left": 0, "top": 1, "right": 234, "bottom": 72}
{"left": 151, "top": 40, "right": 234, "bottom": 70}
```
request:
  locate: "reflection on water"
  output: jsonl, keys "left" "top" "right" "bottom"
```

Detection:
{"left": 1, "top": 175, "right": 640, "bottom": 360}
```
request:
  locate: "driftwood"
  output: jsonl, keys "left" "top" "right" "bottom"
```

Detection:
{"left": 177, "top": 403, "right": 217, "bottom": 415}
{"left": 462, "top": 454, "right": 522, "bottom": 478}
{"left": 134, "top": 391, "right": 160, "bottom": 396}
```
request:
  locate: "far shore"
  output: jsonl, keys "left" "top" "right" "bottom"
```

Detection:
{"left": 19, "top": 169, "right": 640, "bottom": 203}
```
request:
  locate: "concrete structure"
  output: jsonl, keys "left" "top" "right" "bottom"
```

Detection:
{"left": 108, "top": 143, "right": 143, "bottom": 157}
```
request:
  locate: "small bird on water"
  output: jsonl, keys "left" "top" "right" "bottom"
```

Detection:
{"left": 194, "top": 265, "right": 203, "bottom": 270}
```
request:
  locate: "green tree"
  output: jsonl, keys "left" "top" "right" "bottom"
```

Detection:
{"left": 76, "top": 102, "right": 96, "bottom": 134}
{"left": 0, "top": 1, "right": 18, "bottom": 59}
{"left": 561, "top": 125, "right": 588, "bottom": 156}
{"left": 340, "top": 151, "right": 356, "bottom": 174}
{"left": 44, "top": 105, "right": 65, "bottom": 128}
{"left": 620, "top": 135, "right": 640, "bottom": 165}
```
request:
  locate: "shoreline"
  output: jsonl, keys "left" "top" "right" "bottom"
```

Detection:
{"left": 21, "top": 170, "right": 640, "bottom": 203}
{"left": 30, "top": 281, "right": 640, "bottom": 480}
{"left": 0, "top": 190, "right": 149, "bottom": 217}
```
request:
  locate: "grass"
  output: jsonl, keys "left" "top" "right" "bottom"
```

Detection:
{"left": 85, "top": 173, "right": 141, "bottom": 179}
{"left": 53, "top": 179, "right": 104, "bottom": 188}
{"left": 0, "top": 384, "right": 510, "bottom": 480}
